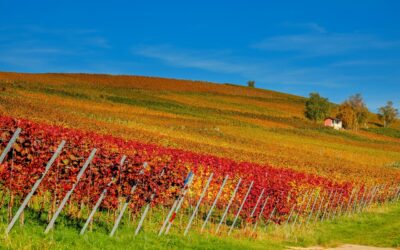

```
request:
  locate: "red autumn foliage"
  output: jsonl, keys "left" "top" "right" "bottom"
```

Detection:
{"left": 0, "top": 115, "right": 356, "bottom": 222}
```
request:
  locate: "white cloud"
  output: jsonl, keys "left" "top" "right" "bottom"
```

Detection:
{"left": 132, "top": 45, "right": 344, "bottom": 88}
{"left": 253, "top": 33, "right": 400, "bottom": 55}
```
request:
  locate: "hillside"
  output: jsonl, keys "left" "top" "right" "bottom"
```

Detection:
{"left": 0, "top": 72, "right": 399, "bottom": 183}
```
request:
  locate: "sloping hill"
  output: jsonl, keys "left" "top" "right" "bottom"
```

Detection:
{"left": 0, "top": 72, "right": 399, "bottom": 183}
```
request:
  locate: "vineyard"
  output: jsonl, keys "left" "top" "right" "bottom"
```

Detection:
{"left": 0, "top": 73, "right": 399, "bottom": 248}
{"left": 0, "top": 116, "right": 399, "bottom": 240}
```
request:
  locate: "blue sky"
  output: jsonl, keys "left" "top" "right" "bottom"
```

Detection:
{"left": 0, "top": 1, "right": 399, "bottom": 110}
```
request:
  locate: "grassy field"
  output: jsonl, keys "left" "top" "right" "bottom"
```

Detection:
{"left": 0, "top": 72, "right": 399, "bottom": 184}
{"left": 1, "top": 201, "right": 399, "bottom": 249}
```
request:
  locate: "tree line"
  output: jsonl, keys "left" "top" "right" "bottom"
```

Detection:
{"left": 305, "top": 93, "right": 399, "bottom": 130}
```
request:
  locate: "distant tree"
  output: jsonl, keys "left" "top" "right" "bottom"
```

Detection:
{"left": 337, "top": 94, "right": 369, "bottom": 130}
{"left": 247, "top": 80, "right": 255, "bottom": 88}
{"left": 304, "top": 92, "right": 331, "bottom": 122}
{"left": 337, "top": 102, "right": 356, "bottom": 129}
{"left": 378, "top": 101, "right": 398, "bottom": 127}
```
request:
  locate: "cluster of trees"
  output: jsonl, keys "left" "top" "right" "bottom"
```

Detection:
{"left": 305, "top": 93, "right": 399, "bottom": 129}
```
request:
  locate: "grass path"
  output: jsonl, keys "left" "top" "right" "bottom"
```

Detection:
{"left": 1, "top": 203, "right": 399, "bottom": 249}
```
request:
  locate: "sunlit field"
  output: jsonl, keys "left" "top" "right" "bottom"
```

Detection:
{"left": 1, "top": 72, "right": 399, "bottom": 185}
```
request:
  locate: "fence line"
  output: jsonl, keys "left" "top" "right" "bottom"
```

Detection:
{"left": 0, "top": 126, "right": 398, "bottom": 239}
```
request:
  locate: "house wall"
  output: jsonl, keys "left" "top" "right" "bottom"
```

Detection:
{"left": 324, "top": 119, "right": 333, "bottom": 127}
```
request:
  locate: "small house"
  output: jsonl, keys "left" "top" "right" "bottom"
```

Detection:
{"left": 324, "top": 117, "right": 342, "bottom": 130}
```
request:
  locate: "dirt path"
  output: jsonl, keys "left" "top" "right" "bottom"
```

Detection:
{"left": 290, "top": 245, "right": 398, "bottom": 250}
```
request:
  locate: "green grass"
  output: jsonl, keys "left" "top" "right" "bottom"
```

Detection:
{"left": 365, "top": 127, "right": 400, "bottom": 139}
{"left": 1, "top": 202, "right": 400, "bottom": 250}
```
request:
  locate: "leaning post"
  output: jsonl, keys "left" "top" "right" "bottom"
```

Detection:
{"left": 6, "top": 140, "right": 65, "bottom": 234}
{"left": 44, "top": 148, "right": 97, "bottom": 234}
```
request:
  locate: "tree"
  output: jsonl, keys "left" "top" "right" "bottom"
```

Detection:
{"left": 304, "top": 92, "right": 331, "bottom": 122}
{"left": 247, "top": 80, "right": 255, "bottom": 88}
{"left": 337, "top": 102, "right": 356, "bottom": 129}
{"left": 337, "top": 94, "right": 369, "bottom": 130}
{"left": 378, "top": 101, "right": 398, "bottom": 127}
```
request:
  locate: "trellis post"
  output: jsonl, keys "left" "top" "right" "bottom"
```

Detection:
{"left": 159, "top": 171, "right": 193, "bottom": 236}
{"left": 331, "top": 192, "right": 343, "bottom": 220}
{"left": 80, "top": 155, "right": 126, "bottom": 235}
{"left": 228, "top": 181, "right": 254, "bottom": 235}
{"left": 134, "top": 169, "right": 166, "bottom": 235}
{"left": 164, "top": 174, "right": 195, "bottom": 235}
{"left": 0, "top": 128, "right": 21, "bottom": 164}
{"left": 298, "top": 191, "right": 314, "bottom": 227}
{"left": 313, "top": 193, "right": 326, "bottom": 223}
{"left": 321, "top": 189, "right": 337, "bottom": 222}
{"left": 201, "top": 175, "right": 229, "bottom": 232}
{"left": 305, "top": 191, "right": 319, "bottom": 225}
{"left": 44, "top": 148, "right": 97, "bottom": 234}
{"left": 291, "top": 190, "right": 310, "bottom": 228}
{"left": 183, "top": 173, "right": 214, "bottom": 236}
{"left": 109, "top": 162, "right": 148, "bottom": 237}
{"left": 6, "top": 140, "right": 65, "bottom": 234}
{"left": 252, "top": 196, "right": 270, "bottom": 233}
{"left": 216, "top": 178, "right": 242, "bottom": 234}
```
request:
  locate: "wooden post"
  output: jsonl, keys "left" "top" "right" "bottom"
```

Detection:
{"left": 44, "top": 148, "right": 97, "bottom": 234}
{"left": 6, "top": 140, "right": 65, "bottom": 234}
